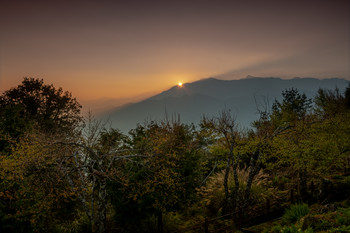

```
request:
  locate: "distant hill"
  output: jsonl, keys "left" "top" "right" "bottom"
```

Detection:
{"left": 100, "top": 76, "right": 349, "bottom": 132}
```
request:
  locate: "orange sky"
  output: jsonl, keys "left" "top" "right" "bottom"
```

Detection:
{"left": 1, "top": 0, "right": 349, "bottom": 101}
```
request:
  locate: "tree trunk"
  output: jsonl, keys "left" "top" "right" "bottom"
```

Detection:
{"left": 96, "top": 178, "right": 107, "bottom": 233}
{"left": 299, "top": 167, "right": 308, "bottom": 201}
{"left": 157, "top": 211, "right": 163, "bottom": 233}
{"left": 223, "top": 156, "right": 231, "bottom": 213}
{"left": 244, "top": 151, "right": 261, "bottom": 205}
{"left": 232, "top": 152, "right": 240, "bottom": 213}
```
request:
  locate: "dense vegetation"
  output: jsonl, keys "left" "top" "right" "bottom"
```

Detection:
{"left": 1, "top": 78, "right": 350, "bottom": 233}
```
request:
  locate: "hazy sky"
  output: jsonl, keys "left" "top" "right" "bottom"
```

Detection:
{"left": 1, "top": 0, "right": 349, "bottom": 100}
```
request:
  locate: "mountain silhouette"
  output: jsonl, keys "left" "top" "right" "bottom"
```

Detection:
{"left": 100, "top": 77, "right": 348, "bottom": 132}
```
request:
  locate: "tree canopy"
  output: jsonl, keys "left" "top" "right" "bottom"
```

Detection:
{"left": 0, "top": 77, "right": 82, "bottom": 151}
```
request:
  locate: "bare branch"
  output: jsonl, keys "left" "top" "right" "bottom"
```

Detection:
{"left": 200, "top": 158, "right": 218, "bottom": 186}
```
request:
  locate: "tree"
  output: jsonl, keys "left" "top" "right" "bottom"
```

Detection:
{"left": 311, "top": 85, "right": 350, "bottom": 175}
{"left": 345, "top": 82, "right": 350, "bottom": 109}
{"left": 201, "top": 109, "right": 285, "bottom": 223}
{"left": 266, "top": 89, "right": 313, "bottom": 199}
{"left": 54, "top": 115, "right": 144, "bottom": 233}
{"left": 314, "top": 84, "right": 350, "bottom": 118}
{"left": 0, "top": 131, "right": 81, "bottom": 232}
{"left": 201, "top": 110, "right": 240, "bottom": 214}
{"left": 0, "top": 78, "right": 84, "bottom": 232}
{"left": 110, "top": 119, "right": 205, "bottom": 232}
{"left": 263, "top": 86, "right": 350, "bottom": 201}
{"left": 271, "top": 88, "right": 312, "bottom": 127}
{"left": 0, "top": 77, "right": 82, "bottom": 151}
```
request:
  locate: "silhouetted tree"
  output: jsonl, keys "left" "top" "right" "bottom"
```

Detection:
{"left": 0, "top": 77, "right": 82, "bottom": 151}
{"left": 271, "top": 88, "right": 312, "bottom": 126}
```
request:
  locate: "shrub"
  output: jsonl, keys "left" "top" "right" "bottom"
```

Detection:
{"left": 271, "top": 224, "right": 283, "bottom": 233}
{"left": 270, "top": 225, "right": 313, "bottom": 233}
{"left": 336, "top": 207, "right": 350, "bottom": 225}
{"left": 282, "top": 203, "right": 309, "bottom": 224}
{"left": 280, "top": 225, "right": 298, "bottom": 233}
{"left": 328, "top": 225, "right": 350, "bottom": 232}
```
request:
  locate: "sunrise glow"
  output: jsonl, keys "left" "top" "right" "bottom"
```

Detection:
{"left": 1, "top": 1, "right": 349, "bottom": 102}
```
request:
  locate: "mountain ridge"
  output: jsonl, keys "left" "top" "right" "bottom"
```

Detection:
{"left": 100, "top": 77, "right": 349, "bottom": 132}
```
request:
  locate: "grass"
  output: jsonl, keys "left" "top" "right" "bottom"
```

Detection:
{"left": 282, "top": 203, "right": 309, "bottom": 224}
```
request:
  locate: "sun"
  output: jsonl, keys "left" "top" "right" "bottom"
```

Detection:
{"left": 178, "top": 82, "right": 183, "bottom": 87}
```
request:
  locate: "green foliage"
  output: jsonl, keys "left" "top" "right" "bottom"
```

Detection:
{"left": 109, "top": 120, "right": 206, "bottom": 231}
{"left": 282, "top": 203, "right": 309, "bottom": 224}
{"left": 314, "top": 87, "right": 349, "bottom": 117}
{"left": 271, "top": 224, "right": 314, "bottom": 233}
{"left": 283, "top": 225, "right": 299, "bottom": 233}
{"left": 0, "top": 78, "right": 85, "bottom": 232}
{"left": 162, "top": 211, "right": 183, "bottom": 232}
{"left": 279, "top": 225, "right": 298, "bottom": 233}
{"left": 336, "top": 207, "right": 350, "bottom": 225}
{"left": 268, "top": 205, "right": 350, "bottom": 233}
{"left": 272, "top": 175, "right": 290, "bottom": 189}
{"left": 98, "top": 128, "right": 129, "bottom": 153}
{"left": 53, "top": 210, "right": 91, "bottom": 233}
{"left": 328, "top": 225, "right": 350, "bottom": 232}
{"left": 271, "top": 224, "right": 283, "bottom": 233}
{"left": 0, "top": 133, "right": 82, "bottom": 232}
{"left": 271, "top": 88, "right": 312, "bottom": 126}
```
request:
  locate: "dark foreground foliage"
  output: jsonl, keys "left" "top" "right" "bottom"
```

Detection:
{"left": 1, "top": 78, "right": 349, "bottom": 232}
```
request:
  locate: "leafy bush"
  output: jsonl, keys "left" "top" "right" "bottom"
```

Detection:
{"left": 336, "top": 207, "right": 350, "bottom": 225}
{"left": 53, "top": 211, "right": 91, "bottom": 233}
{"left": 301, "top": 227, "right": 314, "bottom": 233}
{"left": 270, "top": 224, "right": 313, "bottom": 233}
{"left": 282, "top": 203, "right": 309, "bottom": 224}
{"left": 280, "top": 225, "right": 298, "bottom": 233}
{"left": 328, "top": 225, "right": 350, "bottom": 232}
{"left": 163, "top": 211, "right": 183, "bottom": 232}
{"left": 271, "top": 224, "right": 283, "bottom": 233}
